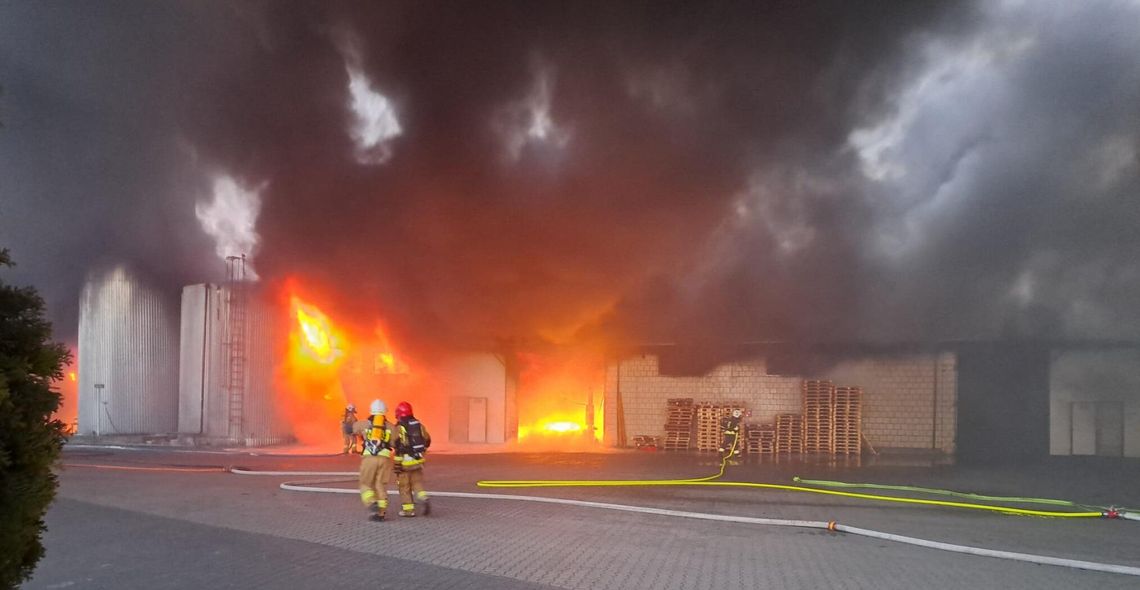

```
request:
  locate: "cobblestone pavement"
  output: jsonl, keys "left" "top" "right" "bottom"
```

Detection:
{"left": 25, "top": 447, "right": 1140, "bottom": 589}
{"left": 25, "top": 499, "right": 552, "bottom": 590}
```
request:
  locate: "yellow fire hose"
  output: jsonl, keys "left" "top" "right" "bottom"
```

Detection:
{"left": 476, "top": 436, "right": 1108, "bottom": 519}
{"left": 791, "top": 476, "right": 1139, "bottom": 515}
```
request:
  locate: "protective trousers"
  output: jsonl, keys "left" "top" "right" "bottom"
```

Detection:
{"left": 397, "top": 467, "right": 428, "bottom": 512}
{"left": 721, "top": 431, "right": 740, "bottom": 456}
{"left": 359, "top": 455, "right": 394, "bottom": 512}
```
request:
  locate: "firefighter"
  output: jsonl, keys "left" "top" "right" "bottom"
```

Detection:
{"left": 719, "top": 408, "right": 743, "bottom": 457}
{"left": 342, "top": 403, "right": 359, "bottom": 454}
{"left": 358, "top": 399, "right": 394, "bottom": 521}
{"left": 393, "top": 401, "right": 432, "bottom": 517}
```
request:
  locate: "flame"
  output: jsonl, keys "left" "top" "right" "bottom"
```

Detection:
{"left": 278, "top": 294, "right": 350, "bottom": 445}
{"left": 294, "top": 299, "right": 340, "bottom": 364}
{"left": 378, "top": 352, "right": 396, "bottom": 372}
{"left": 542, "top": 421, "right": 583, "bottom": 433}
{"left": 277, "top": 287, "right": 424, "bottom": 449}
{"left": 55, "top": 350, "right": 80, "bottom": 433}
{"left": 515, "top": 350, "right": 604, "bottom": 447}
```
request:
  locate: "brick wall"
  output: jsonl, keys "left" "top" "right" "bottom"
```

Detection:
{"left": 604, "top": 352, "right": 957, "bottom": 453}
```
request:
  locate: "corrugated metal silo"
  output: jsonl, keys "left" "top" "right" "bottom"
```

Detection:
{"left": 77, "top": 267, "right": 180, "bottom": 435}
{"left": 177, "top": 284, "right": 292, "bottom": 445}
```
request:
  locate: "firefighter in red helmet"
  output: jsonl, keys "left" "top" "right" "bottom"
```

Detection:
{"left": 393, "top": 401, "right": 432, "bottom": 517}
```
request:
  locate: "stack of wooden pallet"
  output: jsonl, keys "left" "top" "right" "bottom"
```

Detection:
{"left": 662, "top": 398, "right": 695, "bottom": 451}
{"left": 833, "top": 387, "right": 863, "bottom": 455}
{"left": 802, "top": 380, "right": 835, "bottom": 454}
{"left": 694, "top": 403, "right": 723, "bottom": 452}
{"left": 745, "top": 423, "right": 776, "bottom": 455}
{"left": 775, "top": 414, "right": 803, "bottom": 453}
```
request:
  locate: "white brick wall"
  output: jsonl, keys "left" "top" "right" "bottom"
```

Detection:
{"left": 604, "top": 352, "right": 957, "bottom": 453}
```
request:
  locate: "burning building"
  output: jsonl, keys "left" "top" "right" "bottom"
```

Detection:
{"left": 44, "top": 1, "right": 1139, "bottom": 458}
{"left": 77, "top": 270, "right": 528, "bottom": 448}
{"left": 69, "top": 268, "right": 1140, "bottom": 459}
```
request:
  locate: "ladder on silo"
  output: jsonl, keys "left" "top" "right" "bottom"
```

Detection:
{"left": 225, "top": 255, "right": 247, "bottom": 439}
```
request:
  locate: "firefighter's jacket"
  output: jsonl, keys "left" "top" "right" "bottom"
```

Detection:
{"left": 721, "top": 415, "right": 742, "bottom": 437}
{"left": 362, "top": 415, "right": 393, "bottom": 458}
{"left": 395, "top": 417, "right": 431, "bottom": 470}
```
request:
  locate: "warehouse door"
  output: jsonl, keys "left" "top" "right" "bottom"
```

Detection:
{"left": 449, "top": 397, "right": 469, "bottom": 443}
{"left": 1071, "top": 402, "right": 1096, "bottom": 455}
{"left": 1071, "top": 402, "right": 1124, "bottom": 456}
{"left": 468, "top": 397, "right": 488, "bottom": 443}
{"left": 1095, "top": 402, "right": 1124, "bottom": 456}
{"left": 448, "top": 396, "right": 488, "bottom": 443}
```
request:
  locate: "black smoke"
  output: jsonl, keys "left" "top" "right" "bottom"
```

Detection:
{"left": 2, "top": 1, "right": 1138, "bottom": 356}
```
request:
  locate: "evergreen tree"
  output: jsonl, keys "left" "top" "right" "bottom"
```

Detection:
{"left": 0, "top": 248, "right": 69, "bottom": 588}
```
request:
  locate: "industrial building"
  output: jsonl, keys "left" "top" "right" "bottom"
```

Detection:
{"left": 76, "top": 268, "right": 1139, "bottom": 457}
{"left": 75, "top": 268, "right": 517, "bottom": 446}
{"left": 603, "top": 342, "right": 1140, "bottom": 460}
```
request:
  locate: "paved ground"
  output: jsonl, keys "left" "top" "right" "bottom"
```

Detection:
{"left": 21, "top": 447, "right": 1140, "bottom": 589}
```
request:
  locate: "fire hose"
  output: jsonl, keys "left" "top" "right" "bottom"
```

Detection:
{"left": 465, "top": 437, "right": 1140, "bottom": 576}
{"left": 475, "top": 436, "right": 1116, "bottom": 519}
{"left": 63, "top": 437, "right": 1140, "bottom": 578}
{"left": 791, "top": 476, "right": 1140, "bottom": 516}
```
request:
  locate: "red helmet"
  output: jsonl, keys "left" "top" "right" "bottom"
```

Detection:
{"left": 395, "top": 401, "right": 413, "bottom": 420}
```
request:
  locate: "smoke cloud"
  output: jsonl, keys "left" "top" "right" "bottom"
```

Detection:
{"left": 2, "top": 1, "right": 1138, "bottom": 358}
{"left": 195, "top": 174, "right": 263, "bottom": 278}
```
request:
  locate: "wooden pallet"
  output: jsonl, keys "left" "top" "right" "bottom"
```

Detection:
{"left": 661, "top": 398, "right": 696, "bottom": 449}
{"left": 832, "top": 386, "right": 863, "bottom": 456}
{"left": 744, "top": 423, "right": 776, "bottom": 455}
{"left": 802, "top": 380, "right": 835, "bottom": 454}
{"left": 694, "top": 404, "right": 722, "bottom": 451}
{"left": 775, "top": 413, "right": 804, "bottom": 453}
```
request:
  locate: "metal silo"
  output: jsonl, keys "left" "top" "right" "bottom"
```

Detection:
{"left": 177, "top": 283, "right": 292, "bottom": 445}
{"left": 77, "top": 267, "right": 180, "bottom": 435}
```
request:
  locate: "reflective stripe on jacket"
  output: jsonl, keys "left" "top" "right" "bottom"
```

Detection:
{"left": 396, "top": 418, "right": 431, "bottom": 468}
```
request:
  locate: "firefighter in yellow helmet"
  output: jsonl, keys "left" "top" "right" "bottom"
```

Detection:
{"left": 393, "top": 401, "right": 432, "bottom": 517}
{"left": 358, "top": 399, "right": 394, "bottom": 521}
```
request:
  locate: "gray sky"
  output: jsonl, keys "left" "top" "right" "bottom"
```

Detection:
{"left": 2, "top": 1, "right": 1138, "bottom": 353}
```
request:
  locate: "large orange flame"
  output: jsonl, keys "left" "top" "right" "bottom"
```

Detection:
{"left": 277, "top": 289, "right": 423, "bottom": 449}
{"left": 294, "top": 299, "right": 340, "bottom": 365}
{"left": 516, "top": 350, "right": 604, "bottom": 448}
{"left": 278, "top": 295, "right": 350, "bottom": 445}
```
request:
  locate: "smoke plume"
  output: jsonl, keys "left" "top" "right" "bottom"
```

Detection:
{"left": 2, "top": 1, "right": 1139, "bottom": 358}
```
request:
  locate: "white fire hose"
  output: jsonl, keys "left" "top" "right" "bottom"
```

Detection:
{"left": 229, "top": 467, "right": 1140, "bottom": 578}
